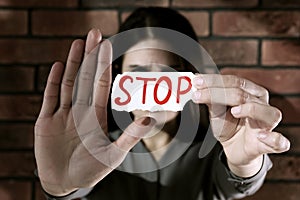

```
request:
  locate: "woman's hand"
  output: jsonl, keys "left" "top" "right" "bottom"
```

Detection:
{"left": 34, "top": 29, "right": 155, "bottom": 196}
{"left": 192, "top": 74, "right": 290, "bottom": 177}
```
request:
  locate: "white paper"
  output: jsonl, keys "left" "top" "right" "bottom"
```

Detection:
{"left": 111, "top": 72, "right": 196, "bottom": 112}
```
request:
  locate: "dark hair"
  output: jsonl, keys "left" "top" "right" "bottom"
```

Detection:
{"left": 112, "top": 7, "right": 199, "bottom": 75}
{"left": 119, "top": 7, "right": 197, "bottom": 40}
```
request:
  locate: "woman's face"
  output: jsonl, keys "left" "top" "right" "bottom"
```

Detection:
{"left": 122, "top": 39, "right": 182, "bottom": 126}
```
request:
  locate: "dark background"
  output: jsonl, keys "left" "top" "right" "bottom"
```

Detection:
{"left": 0, "top": 0, "right": 299, "bottom": 199}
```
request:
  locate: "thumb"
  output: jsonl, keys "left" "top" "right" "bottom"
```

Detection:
{"left": 114, "top": 117, "right": 156, "bottom": 152}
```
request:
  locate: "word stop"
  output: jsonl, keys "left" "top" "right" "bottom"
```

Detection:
{"left": 111, "top": 72, "right": 196, "bottom": 111}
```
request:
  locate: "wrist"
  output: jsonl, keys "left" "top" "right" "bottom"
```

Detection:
{"left": 41, "top": 181, "right": 78, "bottom": 197}
{"left": 227, "top": 155, "right": 264, "bottom": 178}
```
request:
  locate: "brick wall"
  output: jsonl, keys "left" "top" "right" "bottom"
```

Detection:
{"left": 0, "top": 0, "right": 299, "bottom": 199}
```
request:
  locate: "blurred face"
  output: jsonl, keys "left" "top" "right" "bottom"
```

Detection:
{"left": 122, "top": 39, "right": 183, "bottom": 126}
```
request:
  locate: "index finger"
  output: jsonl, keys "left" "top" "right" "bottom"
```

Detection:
{"left": 93, "top": 40, "right": 113, "bottom": 127}
{"left": 193, "top": 74, "right": 269, "bottom": 103}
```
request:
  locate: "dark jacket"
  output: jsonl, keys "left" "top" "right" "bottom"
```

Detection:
{"left": 44, "top": 130, "right": 272, "bottom": 200}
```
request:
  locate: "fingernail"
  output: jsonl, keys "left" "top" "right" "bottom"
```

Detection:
{"left": 195, "top": 77, "right": 203, "bottom": 86}
{"left": 280, "top": 139, "right": 286, "bottom": 150}
{"left": 285, "top": 140, "right": 291, "bottom": 150}
{"left": 138, "top": 117, "right": 155, "bottom": 126}
{"left": 280, "top": 138, "right": 290, "bottom": 150}
{"left": 257, "top": 132, "right": 268, "bottom": 139}
{"left": 231, "top": 106, "right": 241, "bottom": 115}
{"left": 193, "top": 91, "right": 201, "bottom": 100}
{"left": 88, "top": 29, "right": 101, "bottom": 41}
{"left": 141, "top": 117, "right": 151, "bottom": 126}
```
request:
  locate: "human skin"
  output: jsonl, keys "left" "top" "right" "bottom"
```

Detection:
{"left": 122, "top": 38, "right": 290, "bottom": 177}
{"left": 34, "top": 29, "right": 290, "bottom": 196}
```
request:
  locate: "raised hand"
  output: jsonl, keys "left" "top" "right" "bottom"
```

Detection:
{"left": 34, "top": 29, "right": 155, "bottom": 196}
{"left": 192, "top": 74, "right": 290, "bottom": 177}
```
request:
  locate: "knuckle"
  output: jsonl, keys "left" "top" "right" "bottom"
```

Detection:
{"left": 67, "top": 58, "right": 81, "bottom": 65}
{"left": 62, "top": 78, "right": 75, "bottom": 88}
{"left": 95, "top": 103, "right": 107, "bottom": 111}
{"left": 273, "top": 107, "right": 282, "bottom": 124}
{"left": 47, "top": 80, "right": 60, "bottom": 87}
{"left": 201, "top": 89, "right": 210, "bottom": 103}
{"left": 44, "top": 94, "right": 58, "bottom": 100}
{"left": 233, "top": 89, "right": 246, "bottom": 104}
{"left": 125, "top": 123, "right": 137, "bottom": 137}
{"left": 60, "top": 103, "right": 70, "bottom": 110}
{"left": 262, "top": 89, "right": 269, "bottom": 102}
{"left": 76, "top": 98, "right": 88, "bottom": 105}
{"left": 98, "top": 78, "right": 111, "bottom": 88}
{"left": 248, "top": 103, "right": 256, "bottom": 116}
{"left": 80, "top": 71, "right": 94, "bottom": 81}
{"left": 98, "top": 61, "right": 111, "bottom": 68}
{"left": 272, "top": 133, "right": 282, "bottom": 150}
{"left": 235, "top": 76, "right": 245, "bottom": 88}
{"left": 240, "top": 78, "right": 246, "bottom": 88}
{"left": 222, "top": 75, "right": 232, "bottom": 86}
{"left": 229, "top": 75, "right": 242, "bottom": 87}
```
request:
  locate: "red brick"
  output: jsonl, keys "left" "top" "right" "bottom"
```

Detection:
{"left": 0, "top": 123, "right": 34, "bottom": 149}
{"left": 275, "top": 126, "right": 300, "bottom": 153}
{"left": 32, "top": 10, "right": 118, "bottom": 36}
{"left": 35, "top": 182, "right": 47, "bottom": 200}
{"left": 0, "top": 39, "right": 72, "bottom": 64}
{"left": 220, "top": 68, "right": 300, "bottom": 94}
{"left": 262, "top": 0, "right": 300, "bottom": 8}
{"left": 0, "top": 95, "right": 42, "bottom": 121}
{"left": 0, "top": 152, "right": 35, "bottom": 177}
{"left": 267, "top": 155, "right": 300, "bottom": 180}
{"left": 270, "top": 97, "right": 300, "bottom": 124}
{"left": 262, "top": 40, "right": 300, "bottom": 66}
{"left": 242, "top": 183, "right": 300, "bottom": 200}
{"left": 121, "top": 11, "right": 130, "bottom": 22}
{"left": 213, "top": 11, "right": 300, "bottom": 37}
{"left": 37, "top": 66, "right": 51, "bottom": 92}
{"left": 0, "top": 180, "right": 31, "bottom": 200}
{"left": 0, "top": 0, "right": 77, "bottom": 7}
{"left": 82, "top": 0, "right": 168, "bottom": 7}
{"left": 0, "top": 10, "right": 27, "bottom": 35}
{"left": 172, "top": 0, "right": 258, "bottom": 8}
{"left": 0, "top": 66, "right": 35, "bottom": 92}
{"left": 200, "top": 40, "right": 258, "bottom": 65}
{"left": 180, "top": 11, "right": 209, "bottom": 36}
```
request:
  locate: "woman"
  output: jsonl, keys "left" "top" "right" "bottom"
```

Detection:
{"left": 35, "top": 7, "right": 290, "bottom": 200}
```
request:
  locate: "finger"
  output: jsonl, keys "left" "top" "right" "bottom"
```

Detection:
{"left": 192, "top": 87, "right": 264, "bottom": 106}
{"left": 206, "top": 104, "right": 238, "bottom": 142}
{"left": 231, "top": 103, "right": 282, "bottom": 130}
{"left": 60, "top": 39, "right": 84, "bottom": 110}
{"left": 85, "top": 29, "right": 102, "bottom": 54}
{"left": 40, "top": 62, "right": 64, "bottom": 117}
{"left": 257, "top": 131, "right": 290, "bottom": 153}
{"left": 193, "top": 74, "right": 269, "bottom": 103}
{"left": 94, "top": 40, "right": 113, "bottom": 128}
{"left": 74, "top": 30, "right": 102, "bottom": 105}
{"left": 114, "top": 117, "right": 156, "bottom": 152}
